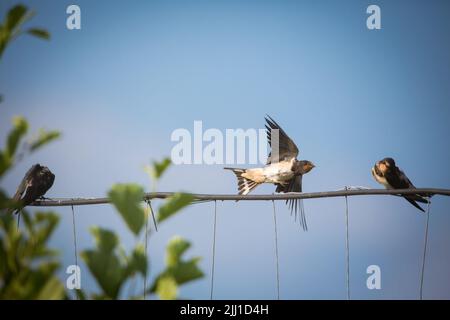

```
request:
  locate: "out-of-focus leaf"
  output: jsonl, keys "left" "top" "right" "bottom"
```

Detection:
{"left": 29, "top": 129, "right": 60, "bottom": 152}
{"left": 126, "top": 244, "right": 147, "bottom": 277}
{"left": 5, "top": 5, "right": 28, "bottom": 32}
{"left": 155, "top": 276, "right": 178, "bottom": 300}
{"left": 0, "top": 189, "right": 17, "bottom": 211}
{"left": 0, "top": 151, "right": 12, "bottom": 177}
{"left": 31, "top": 212, "right": 60, "bottom": 248}
{"left": 150, "top": 237, "right": 204, "bottom": 294}
{"left": 153, "top": 158, "right": 171, "bottom": 179}
{"left": 157, "top": 193, "right": 193, "bottom": 223}
{"left": 167, "top": 258, "right": 204, "bottom": 286}
{"left": 0, "top": 209, "right": 64, "bottom": 300}
{"left": 80, "top": 227, "right": 125, "bottom": 299}
{"left": 27, "top": 28, "right": 50, "bottom": 40}
{"left": 90, "top": 227, "right": 118, "bottom": 253}
{"left": 7, "top": 116, "right": 28, "bottom": 158}
{"left": 108, "top": 184, "right": 145, "bottom": 236}
{"left": 75, "top": 289, "right": 87, "bottom": 300}
{"left": 166, "top": 236, "right": 190, "bottom": 266}
{"left": 36, "top": 276, "right": 65, "bottom": 300}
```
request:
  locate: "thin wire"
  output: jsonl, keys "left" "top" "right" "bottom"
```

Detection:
{"left": 17, "top": 211, "right": 21, "bottom": 230}
{"left": 419, "top": 200, "right": 431, "bottom": 300}
{"left": 344, "top": 187, "right": 350, "bottom": 300}
{"left": 70, "top": 204, "right": 79, "bottom": 300}
{"left": 272, "top": 200, "right": 280, "bottom": 300}
{"left": 143, "top": 200, "right": 150, "bottom": 300}
{"left": 210, "top": 200, "right": 217, "bottom": 300}
{"left": 148, "top": 200, "right": 158, "bottom": 232}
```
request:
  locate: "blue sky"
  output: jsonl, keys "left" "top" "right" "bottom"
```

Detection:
{"left": 1, "top": 0, "right": 450, "bottom": 299}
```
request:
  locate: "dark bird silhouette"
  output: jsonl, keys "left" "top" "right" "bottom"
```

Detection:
{"left": 225, "top": 115, "right": 315, "bottom": 230}
{"left": 371, "top": 157, "right": 428, "bottom": 212}
{"left": 7, "top": 164, "right": 55, "bottom": 214}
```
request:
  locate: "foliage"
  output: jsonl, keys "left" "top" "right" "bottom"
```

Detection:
{"left": 0, "top": 5, "right": 62, "bottom": 299}
{"left": 0, "top": 4, "right": 50, "bottom": 103}
{"left": 1, "top": 3, "right": 202, "bottom": 300}
{"left": 0, "top": 212, "right": 65, "bottom": 299}
{"left": 148, "top": 157, "right": 171, "bottom": 180}
{"left": 151, "top": 236, "right": 203, "bottom": 299}
{"left": 80, "top": 228, "right": 147, "bottom": 299}
{"left": 0, "top": 4, "right": 50, "bottom": 59}
{"left": 158, "top": 193, "right": 194, "bottom": 223}
{"left": 108, "top": 184, "right": 146, "bottom": 236}
{"left": 0, "top": 116, "right": 62, "bottom": 299}
{"left": 82, "top": 158, "right": 202, "bottom": 299}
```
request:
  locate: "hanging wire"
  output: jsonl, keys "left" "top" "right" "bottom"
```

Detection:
{"left": 344, "top": 187, "right": 350, "bottom": 300}
{"left": 210, "top": 200, "right": 218, "bottom": 300}
{"left": 272, "top": 200, "right": 280, "bottom": 300}
{"left": 17, "top": 211, "right": 21, "bottom": 230}
{"left": 70, "top": 204, "right": 79, "bottom": 300}
{"left": 143, "top": 200, "right": 150, "bottom": 300}
{"left": 419, "top": 199, "right": 432, "bottom": 300}
{"left": 147, "top": 200, "right": 158, "bottom": 232}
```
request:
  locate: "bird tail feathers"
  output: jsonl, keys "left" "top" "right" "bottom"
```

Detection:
{"left": 224, "top": 167, "right": 260, "bottom": 195}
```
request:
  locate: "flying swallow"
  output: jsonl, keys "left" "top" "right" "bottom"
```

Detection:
{"left": 7, "top": 164, "right": 55, "bottom": 214}
{"left": 371, "top": 157, "right": 428, "bottom": 212}
{"left": 225, "top": 115, "right": 315, "bottom": 230}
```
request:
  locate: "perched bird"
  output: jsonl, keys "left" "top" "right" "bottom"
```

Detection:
{"left": 7, "top": 164, "right": 55, "bottom": 214}
{"left": 225, "top": 115, "right": 315, "bottom": 229}
{"left": 371, "top": 157, "right": 428, "bottom": 212}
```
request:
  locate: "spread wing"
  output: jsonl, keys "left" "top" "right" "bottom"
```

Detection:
{"left": 275, "top": 175, "right": 308, "bottom": 230}
{"left": 276, "top": 175, "right": 302, "bottom": 209}
{"left": 265, "top": 115, "right": 299, "bottom": 164}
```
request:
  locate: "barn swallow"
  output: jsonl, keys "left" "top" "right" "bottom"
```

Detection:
{"left": 7, "top": 164, "right": 55, "bottom": 214}
{"left": 371, "top": 157, "right": 428, "bottom": 212}
{"left": 225, "top": 115, "right": 315, "bottom": 230}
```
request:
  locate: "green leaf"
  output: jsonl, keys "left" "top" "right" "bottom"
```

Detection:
{"left": 150, "top": 237, "right": 204, "bottom": 295}
{"left": 80, "top": 227, "right": 125, "bottom": 299}
{"left": 148, "top": 157, "right": 171, "bottom": 180}
{"left": 0, "top": 189, "right": 18, "bottom": 211}
{"left": 6, "top": 5, "right": 28, "bottom": 32}
{"left": 157, "top": 193, "right": 193, "bottom": 223}
{"left": 81, "top": 249, "right": 124, "bottom": 299}
{"left": 29, "top": 129, "right": 60, "bottom": 152}
{"left": 126, "top": 244, "right": 147, "bottom": 277}
{"left": 6, "top": 116, "right": 28, "bottom": 158}
{"left": 166, "top": 236, "right": 190, "bottom": 266}
{"left": 0, "top": 151, "right": 12, "bottom": 177}
{"left": 90, "top": 227, "right": 118, "bottom": 253}
{"left": 155, "top": 276, "right": 178, "bottom": 300}
{"left": 0, "top": 208, "right": 63, "bottom": 300}
{"left": 108, "top": 184, "right": 146, "bottom": 236}
{"left": 27, "top": 28, "right": 50, "bottom": 40}
{"left": 36, "top": 276, "right": 65, "bottom": 300}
